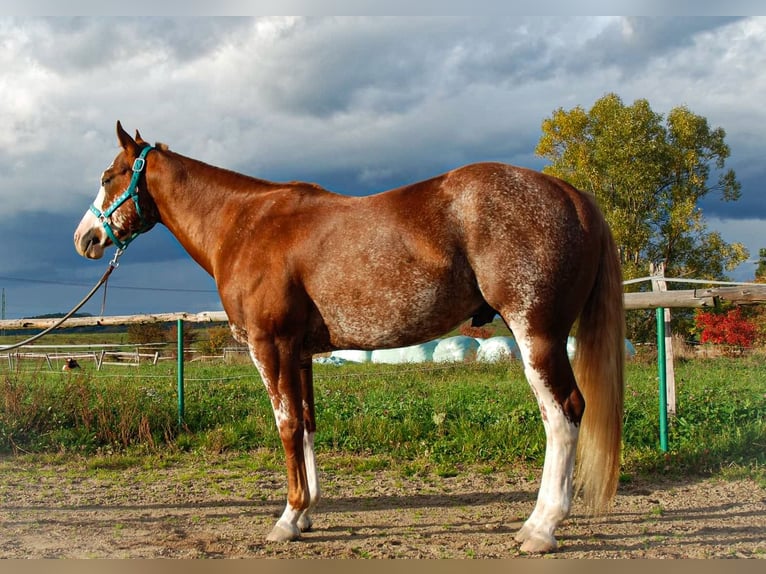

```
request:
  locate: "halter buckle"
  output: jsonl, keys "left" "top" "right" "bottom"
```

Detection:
{"left": 109, "top": 247, "right": 125, "bottom": 268}
{"left": 132, "top": 157, "right": 146, "bottom": 172}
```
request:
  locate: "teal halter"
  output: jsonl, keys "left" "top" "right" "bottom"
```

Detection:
{"left": 90, "top": 145, "right": 154, "bottom": 250}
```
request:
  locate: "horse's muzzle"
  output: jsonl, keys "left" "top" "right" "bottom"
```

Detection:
{"left": 74, "top": 221, "right": 106, "bottom": 260}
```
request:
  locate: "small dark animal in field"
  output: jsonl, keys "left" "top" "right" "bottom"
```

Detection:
{"left": 62, "top": 357, "right": 81, "bottom": 371}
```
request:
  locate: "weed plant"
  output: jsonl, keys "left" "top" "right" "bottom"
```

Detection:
{"left": 1, "top": 356, "right": 764, "bottom": 481}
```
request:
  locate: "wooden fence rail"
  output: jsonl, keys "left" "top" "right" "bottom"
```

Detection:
{"left": 1, "top": 343, "right": 164, "bottom": 370}
{"left": 1, "top": 282, "right": 764, "bottom": 450}
{"left": 0, "top": 311, "right": 228, "bottom": 331}
{"left": 1, "top": 284, "right": 765, "bottom": 332}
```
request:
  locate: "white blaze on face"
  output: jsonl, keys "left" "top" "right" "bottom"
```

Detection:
{"left": 94, "top": 183, "right": 107, "bottom": 211}
{"left": 84, "top": 185, "right": 107, "bottom": 229}
{"left": 74, "top": 185, "right": 108, "bottom": 259}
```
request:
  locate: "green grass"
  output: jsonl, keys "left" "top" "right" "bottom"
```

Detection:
{"left": 1, "top": 356, "right": 765, "bottom": 482}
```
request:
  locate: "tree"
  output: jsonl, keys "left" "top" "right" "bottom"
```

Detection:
{"left": 536, "top": 94, "right": 749, "bottom": 342}
{"left": 196, "top": 325, "right": 236, "bottom": 356}
{"left": 126, "top": 323, "right": 167, "bottom": 345}
{"left": 536, "top": 93, "right": 748, "bottom": 282}
{"left": 755, "top": 248, "right": 766, "bottom": 283}
{"left": 169, "top": 322, "right": 198, "bottom": 348}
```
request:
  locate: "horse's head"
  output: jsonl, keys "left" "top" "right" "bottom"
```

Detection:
{"left": 74, "top": 121, "right": 159, "bottom": 259}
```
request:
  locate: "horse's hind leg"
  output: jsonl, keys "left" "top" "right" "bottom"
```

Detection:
{"left": 507, "top": 316, "right": 584, "bottom": 553}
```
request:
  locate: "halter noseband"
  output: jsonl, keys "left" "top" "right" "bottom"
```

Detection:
{"left": 90, "top": 145, "right": 154, "bottom": 250}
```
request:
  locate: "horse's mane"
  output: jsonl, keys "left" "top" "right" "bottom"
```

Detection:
{"left": 150, "top": 139, "right": 327, "bottom": 194}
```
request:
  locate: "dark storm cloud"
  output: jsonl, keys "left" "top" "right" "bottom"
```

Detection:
{"left": 1, "top": 16, "right": 765, "bottom": 316}
{"left": 24, "top": 17, "right": 253, "bottom": 73}
{"left": 565, "top": 17, "right": 745, "bottom": 75}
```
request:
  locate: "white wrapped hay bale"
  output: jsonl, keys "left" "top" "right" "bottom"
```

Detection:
{"left": 398, "top": 340, "right": 439, "bottom": 363}
{"left": 370, "top": 347, "right": 405, "bottom": 364}
{"left": 567, "top": 336, "right": 577, "bottom": 360}
{"left": 432, "top": 336, "right": 480, "bottom": 363}
{"left": 313, "top": 355, "right": 347, "bottom": 366}
{"left": 566, "top": 336, "right": 636, "bottom": 360}
{"left": 370, "top": 341, "right": 438, "bottom": 364}
{"left": 331, "top": 349, "right": 372, "bottom": 363}
{"left": 476, "top": 336, "right": 520, "bottom": 362}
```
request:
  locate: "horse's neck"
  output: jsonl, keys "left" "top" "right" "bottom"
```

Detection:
{"left": 150, "top": 153, "right": 271, "bottom": 275}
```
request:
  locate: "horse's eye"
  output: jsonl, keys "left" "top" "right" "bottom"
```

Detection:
{"left": 102, "top": 176, "right": 112, "bottom": 186}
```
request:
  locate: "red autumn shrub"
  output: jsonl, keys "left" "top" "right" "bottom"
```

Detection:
{"left": 694, "top": 308, "right": 757, "bottom": 352}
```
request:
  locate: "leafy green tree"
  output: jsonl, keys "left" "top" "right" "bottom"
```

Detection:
{"left": 196, "top": 325, "right": 236, "bottom": 356}
{"left": 755, "top": 248, "right": 766, "bottom": 283}
{"left": 126, "top": 323, "right": 167, "bottom": 345}
{"left": 536, "top": 93, "right": 748, "bottom": 282}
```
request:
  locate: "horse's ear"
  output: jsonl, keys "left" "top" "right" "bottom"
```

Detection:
{"left": 116, "top": 121, "right": 140, "bottom": 158}
{"left": 135, "top": 129, "right": 148, "bottom": 145}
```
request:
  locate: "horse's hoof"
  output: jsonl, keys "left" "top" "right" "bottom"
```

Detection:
{"left": 515, "top": 523, "right": 558, "bottom": 553}
{"left": 266, "top": 522, "right": 301, "bottom": 542}
{"left": 297, "top": 513, "right": 313, "bottom": 532}
{"left": 519, "top": 533, "right": 558, "bottom": 554}
{"left": 514, "top": 524, "right": 531, "bottom": 544}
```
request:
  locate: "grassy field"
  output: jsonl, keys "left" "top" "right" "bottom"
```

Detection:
{"left": 1, "top": 353, "right": 765, "bottom": 483}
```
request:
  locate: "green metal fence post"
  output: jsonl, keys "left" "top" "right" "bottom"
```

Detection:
{"left": 656, "top": 307, "right": 669, "bottom": 452}
{"left": 177, "top": 318, "right": 185, "bottom": 428}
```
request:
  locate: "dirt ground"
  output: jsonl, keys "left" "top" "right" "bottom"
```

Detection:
{"left": 0, "top": 453, "right": 764, "bottom": 559}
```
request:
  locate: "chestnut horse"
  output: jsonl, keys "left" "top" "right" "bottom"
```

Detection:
{"left": 74, "top": 122, "right": 624, "bottom": 553}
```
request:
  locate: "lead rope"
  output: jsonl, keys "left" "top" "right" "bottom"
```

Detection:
{"left": 100, "top": 248, "right": 123, "bottom": 316}
{"left": 0, "top": 249, "right": 124, "bottom": 353}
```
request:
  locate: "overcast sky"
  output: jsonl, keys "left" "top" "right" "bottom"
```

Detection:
{"left": 0, "top": 16, "right": 764, "bottom": 319}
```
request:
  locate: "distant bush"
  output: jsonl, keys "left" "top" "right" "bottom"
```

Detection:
{"left": 694, "top": 308, "right": 757, "bottom": 355}
{"left": 126, "top": 323, "right": 167, "bottom": 345}
{"left": 197, "top": 326, "right": 236, "bottom": 356}
{"left": 168, "top": 323, "right": 199, "bottom": 359}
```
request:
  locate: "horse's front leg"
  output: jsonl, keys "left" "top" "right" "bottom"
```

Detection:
{"left": 248, "top": 338, "right": 310, "bottom": 542}
{"left": 297, "top": 360, "right": 320, "bottom": 532}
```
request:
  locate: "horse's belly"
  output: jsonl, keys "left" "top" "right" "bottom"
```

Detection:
{"left": 318, "top": 281, "right": 482, "bottom": 350}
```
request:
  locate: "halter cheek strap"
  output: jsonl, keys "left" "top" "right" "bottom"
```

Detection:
{"left": 90, "top": 145, "right": 154, "bottom": 250}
